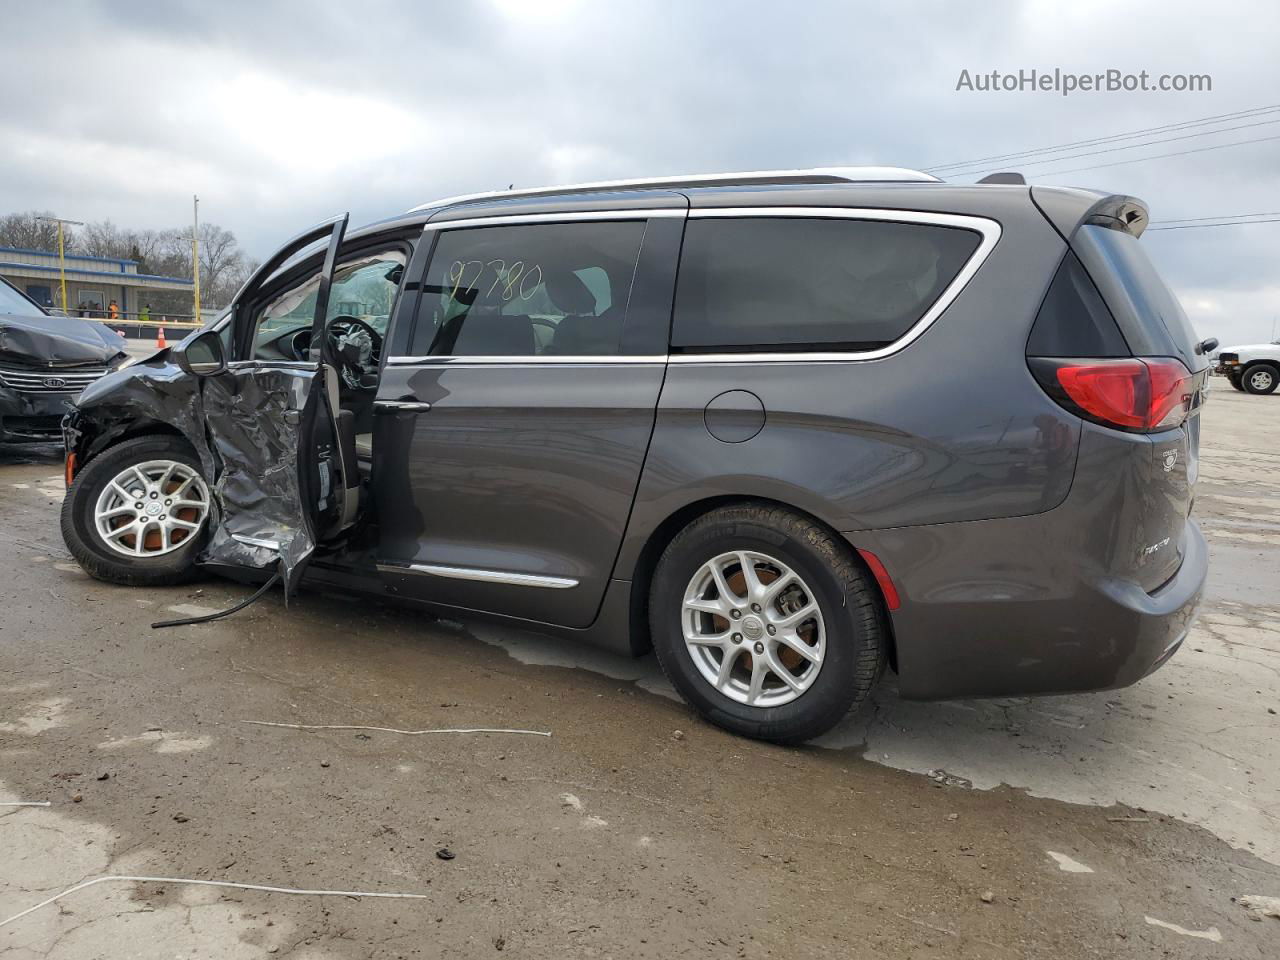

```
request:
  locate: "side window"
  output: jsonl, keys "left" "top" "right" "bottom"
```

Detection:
{"left": 1026, "top": 251, "right": 1130, "bottom": 358}
{"left": 671, "top": 217, "right": 982, "bottom": 351}
{"left": 253, "top": 250, "right": 406, "bottom": 359}
{"left": 409, "top": 220, "right": 646, "bottom": 357}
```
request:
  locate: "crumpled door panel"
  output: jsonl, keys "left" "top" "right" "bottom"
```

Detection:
{"left": 200, "top": 365, "right": 321, "bottom": 596}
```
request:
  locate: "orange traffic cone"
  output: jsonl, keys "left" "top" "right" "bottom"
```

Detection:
{"left": 156, "top": 325, "right": 167, "bottom": 349}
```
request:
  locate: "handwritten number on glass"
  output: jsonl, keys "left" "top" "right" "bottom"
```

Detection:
{"left": 449, "top": 260, "right": 541, "bottom": 302}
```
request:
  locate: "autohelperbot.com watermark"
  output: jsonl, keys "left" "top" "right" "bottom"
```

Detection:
{"left": 955, "top": 68, "right": 1212, "bottom": 96}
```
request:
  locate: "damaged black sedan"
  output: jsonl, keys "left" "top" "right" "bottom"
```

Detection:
{"left": 0, "top": 277, "right": 128, "bottom": 444}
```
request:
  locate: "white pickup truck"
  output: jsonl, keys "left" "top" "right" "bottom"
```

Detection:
{"left": 1215, "top": 343, "right": 1280, "bottom": 394}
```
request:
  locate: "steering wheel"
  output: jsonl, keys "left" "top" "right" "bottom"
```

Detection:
{"left": 325, "top": 315, "right": 383, "bottom": 385}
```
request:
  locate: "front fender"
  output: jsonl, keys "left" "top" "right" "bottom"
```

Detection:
{"left": 66, "top": 352, "right": 208, "bottom": 475}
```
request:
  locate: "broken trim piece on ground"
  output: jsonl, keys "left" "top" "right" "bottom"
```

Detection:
{"left": 241, "top": 720, "right": 553, "bottom": 737}
{"left": 0, "top": 874, "right": 430, "bottom": 932}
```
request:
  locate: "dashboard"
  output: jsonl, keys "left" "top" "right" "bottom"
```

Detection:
{"left": 255, "top": 326, "right": 312, "bottom": 362}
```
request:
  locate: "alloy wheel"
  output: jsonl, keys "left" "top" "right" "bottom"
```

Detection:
{"left": 1249, "top": 369, "right": 1275, "bottom": 392}
{"left": 681, "top": 550, "right": 826, "bottom": 707}
{"left": 93, "top": 459, "right": 211, "bottom": 558}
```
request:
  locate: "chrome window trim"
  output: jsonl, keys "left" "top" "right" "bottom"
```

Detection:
{"left": 394, "top": 205, "right": 1000, "bottom": 366}
{"left": 376, "top": 560, "right": 578, "bottom": 589}
{"left": 423, "top": 208, "right": 685, "bottom": 232}
{"left": 225, "top": 359, "right": 317, "bottom": 371}
{"left": 669, "top": 206, "right": 1002, "bottom": 364}
{"left": 383, "top": 355, "right": 667, "bottom": 367}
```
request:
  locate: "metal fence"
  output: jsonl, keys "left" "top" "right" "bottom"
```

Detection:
{"left": 61, "top": 311, "right": 208, "bottom": 340}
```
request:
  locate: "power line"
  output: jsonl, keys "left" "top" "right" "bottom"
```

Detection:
{"left": 1029, "top": 132, "right": 1280, "bottom": 177}
{"left": 1148, "top": 217, "right": 1280, "bottom": 231}
{"left": 944, "top": 116, "right": 1280, "bottom": 177}
{"left": 1151, "top": 211, "right": 1280, "bottom": 225}
{"left": 925, "top": 102, "right": 1280, "bottom": 171}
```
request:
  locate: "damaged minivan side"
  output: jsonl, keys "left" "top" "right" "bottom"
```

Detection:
{"left": 61, "top": 214, "right": 369, "bottom": 595}
{"left": 61, "top": 169, "right": 1209, "bottom": 744}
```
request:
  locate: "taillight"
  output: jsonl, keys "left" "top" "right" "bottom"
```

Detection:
{"left": 1030, "top": 357, "right": 1194, "bottom": 432}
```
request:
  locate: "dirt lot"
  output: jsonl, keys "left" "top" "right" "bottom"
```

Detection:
{"left": 2, "top": 383, "right": 1278, "bottom": 959}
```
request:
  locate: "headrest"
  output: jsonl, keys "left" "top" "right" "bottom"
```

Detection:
{"left": 544, "top": 271, "right": 597, "bottom": 315}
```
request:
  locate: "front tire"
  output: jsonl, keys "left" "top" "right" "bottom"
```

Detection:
{"left": 649, "top": 503, "right": 885, "bottom": 744}
{"left": 61, "top": 435, "right": 212, "bottom": 586}
{"left": 1243, "top": 363, "right": 1279, "bottom": 395}
{"left": 1227, "top": 373, "right": 1245, "bottom": 392}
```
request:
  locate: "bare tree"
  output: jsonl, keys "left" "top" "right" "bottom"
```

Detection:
{"left": 3, "top": 209, "right": 255, "bottom": 311}
{"left": 197, "top": 224, "right": 247, "bottom": 306}
{"left": 80, "top": 219, "right": 129, "bottom": 259}
{"left": 147, "top": 224, "right": 250, "bottom": 306}
{"left": 128, "top": 231, "right": 165, "bottom": 274}
{"left": 0, "top": 211, "right": 76, "bottom": 251}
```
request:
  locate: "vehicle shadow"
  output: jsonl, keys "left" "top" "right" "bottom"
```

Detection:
{"left": 441, "top": 607, "right": 1272, "bottom": 862}
{"left": 0, "top": 441, "right": 63, "bottom": 465}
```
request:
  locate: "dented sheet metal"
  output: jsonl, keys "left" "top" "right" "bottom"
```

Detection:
{"left": 0, "top": 312, "right": 127, "bottom": 366}
{"left": 200, "top": 366, "right": 320, "bottom": 594}
{"left": 67, "top": 354, "right": 320, "bottom": 596}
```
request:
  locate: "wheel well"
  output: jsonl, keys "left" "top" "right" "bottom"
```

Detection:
{"left": 83, "top": 420, "right": 188, "bottom": 468}
{"left": 625, "top": 495, "right": 899, "bottom": 671}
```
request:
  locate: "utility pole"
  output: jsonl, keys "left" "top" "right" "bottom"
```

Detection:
{"left": 35, "top": 215, "right": 85, "bottom": 314}
{"left": 192, "top": 195, "right": 201, "bottom": 324}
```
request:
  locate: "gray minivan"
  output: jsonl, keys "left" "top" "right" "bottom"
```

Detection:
{"left": 59, "top": 168, "right": 1209, "bottom": 742}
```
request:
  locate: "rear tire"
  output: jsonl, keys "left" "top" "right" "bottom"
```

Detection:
{"left": 61, "top": 435, "right": 211, "bottom": 586}
{"left": 648, "top": 503, "right": 885, "bottom": 744}
{"left": 1243, "top": 363, "right": 1279, "bottom": 395}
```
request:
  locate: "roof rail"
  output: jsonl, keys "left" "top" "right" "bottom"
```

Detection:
{"left": 408, "top": 166, "right": 941, "bottom": 212}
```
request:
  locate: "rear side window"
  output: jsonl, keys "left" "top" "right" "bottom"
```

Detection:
{"left": 1072, "top": 225, "right": 1201, "bottom": 368}
{"left": 671, "top": 217, "right": 981, "bottom": 351}
{"left": 410, "top": 220, "right": 645, "bottom": 357}
{"left": 1026, "top": 251, "right": 1130, "bottom": 357}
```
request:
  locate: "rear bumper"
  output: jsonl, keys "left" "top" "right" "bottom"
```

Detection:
{"left": 847, "top": 518, "right": 1206, "bottom": 700}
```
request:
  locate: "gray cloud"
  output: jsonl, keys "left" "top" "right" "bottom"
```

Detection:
{"left": 2, "top": 0, "right": 1278, "bottom": 344}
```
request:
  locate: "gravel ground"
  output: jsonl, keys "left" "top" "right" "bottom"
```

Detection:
{"left": 1, "top": 382, "right": 1277, "bottom": 958}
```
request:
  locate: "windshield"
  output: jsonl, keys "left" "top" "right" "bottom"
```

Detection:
{"left": 0, "top": 279, "right": 45, "bottom": 317}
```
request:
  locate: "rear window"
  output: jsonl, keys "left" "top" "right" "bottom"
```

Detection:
{"left": 1073, "top": 225, "right": 1202, "bottom": 369}
{"left": 671, "top": 217, "right": 982, "bottom": 351}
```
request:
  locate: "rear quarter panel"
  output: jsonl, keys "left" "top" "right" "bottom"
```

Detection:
{"left": 615, "top": 192, "right": 1078, "bottom": 578}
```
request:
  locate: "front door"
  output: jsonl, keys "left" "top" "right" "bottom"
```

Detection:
{"left": 198, "top": 215, "right": 349, "bottom": 594}
{"left": 371, "top": 208, "right": 684, "bottom": 627}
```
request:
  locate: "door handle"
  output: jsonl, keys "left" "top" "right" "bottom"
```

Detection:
{"left": 374, "top": 400, "right": 432, "bottom": 414}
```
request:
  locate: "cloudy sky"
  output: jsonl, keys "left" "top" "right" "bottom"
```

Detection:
{"left": 4, "top": 0, "right": 1279, "bottom": 345}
